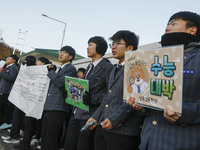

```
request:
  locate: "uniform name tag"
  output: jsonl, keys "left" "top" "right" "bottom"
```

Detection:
{"left": 183, "top": 70, "right": 195, "bottom": 74}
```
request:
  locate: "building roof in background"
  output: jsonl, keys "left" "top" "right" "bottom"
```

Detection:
{"left": 18, "top": 48, "right": 85, "bottom": 65}
{"left": 17, "top": 42, "right": 161, "bottom": 68}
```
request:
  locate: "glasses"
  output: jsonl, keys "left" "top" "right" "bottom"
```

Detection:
{"left": 109, "top": 42, "right": 126, "bottom": 48}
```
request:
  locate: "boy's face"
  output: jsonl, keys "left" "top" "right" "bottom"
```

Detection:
{"left": 165, "top": 19, "right": 194, "bottom": 35}
{"left": 77, "top": 71, "right": 84, "bottom": 79}
{"left": 111, "top": 39, "right": 130, "bottom": 63}
{"left": 87, "top": 42, "right": 98, "bottom": 58}
{"left": 6, "top": 57, "right": 16, "bottom": 65}
{"left": 58, "top": 51, "right": 72, "bottom": 64}
{"left": 36, "top": 60, "right": 45, "bottom": 66}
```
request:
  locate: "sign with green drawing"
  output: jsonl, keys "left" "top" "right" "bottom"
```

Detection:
{"left": 65, "top": 76, "right": 89, "bottom": 111}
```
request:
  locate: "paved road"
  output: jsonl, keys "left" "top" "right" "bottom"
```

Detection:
{"left": 0, "top": 129, "right": 38, "bottom": 150}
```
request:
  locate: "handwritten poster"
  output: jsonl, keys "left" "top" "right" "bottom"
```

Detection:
{"left": 124, "top": 45, "right": 183, "bottom": 114}
{"left": 65, "top": 76, "right": 89, "bottom": 111}
{"left": 8, "top": 65, "right": 50, "bottom": 119}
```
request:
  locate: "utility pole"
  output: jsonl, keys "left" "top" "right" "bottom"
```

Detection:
{"left": 42, "top": 14, "right": 66, "bottom": 48}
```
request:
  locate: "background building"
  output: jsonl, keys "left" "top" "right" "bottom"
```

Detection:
{"left": 18, "top": 42, "right": 161, "bottom": 69}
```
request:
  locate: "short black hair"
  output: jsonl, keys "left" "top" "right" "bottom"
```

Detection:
{"left": 38, "top": 57, "right": 51, "bottom": 64}
{"left": 9, "top": 54, "right": 19, "bottom": 63}
{"left": 25, "top": 55, "right": 36, "bottom": 66}
{"left": 88, "top": 36, "right": 108, "bottom": 56}
{"left": 78, "top": 67, "right": 86, "bottom": 74}
{"left": 168, "top": 11, "right": 200, "bottom": 41}
{"left": 109, "top": 30, "right": 139, "bottom": 50}
{"left": 60, "top": 46, "right": 76, "bottom": 62}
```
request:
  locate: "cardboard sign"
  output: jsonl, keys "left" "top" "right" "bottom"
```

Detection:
{"left": 124, "top": 45, "right": 183, "bottom": 114}
{"left": 65, "top": 76, "right": 89, "bottom": 111}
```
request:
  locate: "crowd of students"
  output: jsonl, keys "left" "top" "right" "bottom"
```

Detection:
{"left": 0, "top": 11, "right": 200, "bottom": 150}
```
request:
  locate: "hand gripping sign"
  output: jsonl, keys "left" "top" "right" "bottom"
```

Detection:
{"left": 124, "top": 45, "right": 183, "bottom": 115}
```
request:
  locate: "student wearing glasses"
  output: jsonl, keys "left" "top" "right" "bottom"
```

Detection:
{"left": 85, "top": 30, "right": 141, "bottom": 150}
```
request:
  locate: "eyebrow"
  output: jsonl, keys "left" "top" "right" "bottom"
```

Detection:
{"left": 168, "top": 19, "right": 176, "bottom": 25}
{"left": 113, "top": 40, "right": 120, "bottom": 43}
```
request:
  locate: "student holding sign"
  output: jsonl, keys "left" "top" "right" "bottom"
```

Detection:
{"left": 85, "top": 31, "right": 141, "bottom": 150}
{"left": 12, "top": 57, "right": 51, "bottom": 150}
{"left": 3, "top": 56, "right": 36, "bottom": 145}
{"left": 41, "top": 46, "right": 77, "bottom": 150}
{"left": 64, "top": 36, "right": 113, "bottom": 150}
{"left": 128, "top": 11, "right": 200, "bottom": 150}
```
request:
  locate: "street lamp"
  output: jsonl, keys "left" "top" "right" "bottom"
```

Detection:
{"left": 42, "top": 14, "right": 66, "bottom": 48}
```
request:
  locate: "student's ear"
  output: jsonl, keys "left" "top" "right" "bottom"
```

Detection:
{"left": 127, "top": 45, "right": 134, "bottom": 51}
{"left": 189, "top": 26, "right": 197, "bottom": 36}
{"left": 69, "top": 55, "right": 73, "bottom": 60}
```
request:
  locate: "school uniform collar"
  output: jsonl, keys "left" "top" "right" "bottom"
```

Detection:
{"left": 117, "top": 61, "right": 124, "bottom": 67}
{"left": 91, "top": 57, "right": 103, "bottom": 68}
{"left": 60, "top": 62, "right": 71, "bottom": 69}
{"left": 6, "top": 63, "right": 14, "bottom": 68}
{"left": 184, "top": 42, "right": 200, "bottom": 53}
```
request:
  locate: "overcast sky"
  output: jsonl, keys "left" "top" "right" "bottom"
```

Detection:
{"left": 1, "top": 0, "right": 200, "bottom": 57}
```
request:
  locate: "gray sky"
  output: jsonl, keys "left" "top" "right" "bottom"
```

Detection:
{"left": 1, "top": 0, "right": 200, "bottom": 57}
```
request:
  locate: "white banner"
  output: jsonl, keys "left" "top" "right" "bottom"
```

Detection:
{"left": 9, "top": 65, "right": 50, "bottom": 119}
{"left": 0, "top": 60, "right": 5, "bottom": 68}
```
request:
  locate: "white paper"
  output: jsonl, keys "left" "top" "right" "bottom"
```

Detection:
{"left": 8, "top": 65, "right": 50, "bottom": 119}
{"left": 0, "top": 60, "right": 5, "bottom": 68}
